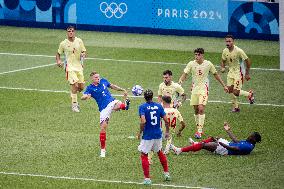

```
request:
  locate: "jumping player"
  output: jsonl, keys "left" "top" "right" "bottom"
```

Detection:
{"left": 81, "top": 71, "right": 130, "bottom": 158}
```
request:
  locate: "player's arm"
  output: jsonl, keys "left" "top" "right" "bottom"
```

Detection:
{"left": 162, "top": 115, "right": 170, "bottom": 139}
{"left": 176, "top": 120, "right": 186, "bottom": 137}
{"left": 110, "top": 83, "right": 128, "bottom": 97}
{"left": 56, "top": 52, "right": 63, "bottom": 68}
{"left": 157, "top": 95, "right": 162, "bottom": 103}
{"left": 224, "top": 122, "right": 240, "bottom": 143}
{"left": 81, "top": 94, "right": 91, "bottom": 100}
{"left": 213, "top": 73, "right": 229, "bottom": 93}
{"left": 178, "top": 72, "right": 188, "bottom": 85}
{"left": 220, "top": 59, "right": 226, "bottom": 73}
{"left": 137, "top": 115, "right": 146, "bottom": 140}
{"left": 244, "top": 58, "right": 251, "bottom": 81}
{"left": 180, "top": 93, "right": 186, "bottom": 103}
{"left": 219, "top": 142, "right": 240, "bottom": 152}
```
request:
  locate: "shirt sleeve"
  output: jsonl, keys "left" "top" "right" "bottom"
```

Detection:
{"left": 160, "top": 105, "right": 166, "bottom": 117}
{"left": 175, "top": 83, "right": 184, "bottom": 95}
{"left": 84, "top": 85, "right": 91, "bottom": 95}
{"left": 221, "top": 50, "right": 226, "bottom": 61}
{"left": 79, "top": 39, "right": 86, "bottom": 52}
{"left": 158, "top": 83, "right": 163, "bottom": 96}
{"left": 139, "top": 105, "right": 145, "bottom": 117}
{"left": 183, "top": 62, "right": 191, "bottom": 74}
{"left": 57, "top": 42, "right": 64, "bottom": 55}
{"left": 209, "top": 62, "right": 217, "bottom": 74}
{"left": 239, "top": 49, "right": 248, "bottom": 61}
{"left": 104, "top": 79, "right": 111, "bottom": 88}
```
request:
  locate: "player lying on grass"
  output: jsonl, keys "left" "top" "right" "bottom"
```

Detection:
{"left": 171, "top": 122, "right": 261, "bottom": 156}
{"left": 81, "top": 71, "right": 130, "bottom": 158}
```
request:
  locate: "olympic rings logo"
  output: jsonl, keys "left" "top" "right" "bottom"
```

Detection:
{"left": 100, "top": 2, "right": 128, "bottom": 19}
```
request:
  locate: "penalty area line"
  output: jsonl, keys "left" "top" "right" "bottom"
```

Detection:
{"left": 0, "top": 86, "right": 283, "bottom": 107}
{"left": 0, "top": 171, "right": 213, "bottom": 189}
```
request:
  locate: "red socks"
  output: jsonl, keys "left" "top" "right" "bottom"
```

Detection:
{"left": 100, "top": 132, "right": 106, "bottom": 149}
{"left": 202, "top": 137, "right": 214, "bottom": 143}
{"left": 120, "top": 103, "right": 126, "bottom": 110}
{"left": 158, "top": 151, "right": 169, "bottom": 172}
{"left": 181, "top": 142, "right": 203, "bottom": 152}
{"left": 141, "top": 154, "right": 150, "bottom": 178}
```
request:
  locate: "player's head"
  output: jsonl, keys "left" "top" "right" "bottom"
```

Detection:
{"left": 90, "top": 71, "right": 100, "bottom": 84}
{"left": 162, "top": 95, "right": 172, "bottom": 104}
{"left": 225, "top": 34, "right": 234, "bottom": 48}
{"left": 194, "top": 48, "right": 204, "bottom": 62}
{"left": 247, "top": 132, "right": 261, "bottom": 144}
{"left": 144, "top": 89, "right": 153, "bottom": 102}
{"left": 66, "top": 25, "right": 75, "bottom": 38}
{"left": 163, "top": 70, "right": 172, "bottom": 85}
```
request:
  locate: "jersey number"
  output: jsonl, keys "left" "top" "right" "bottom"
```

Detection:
{"left": 168, "top": 117, "right": 177, "bottom": 128}
{"left": 150, "top": 111, "right": 157, "bottom": 125}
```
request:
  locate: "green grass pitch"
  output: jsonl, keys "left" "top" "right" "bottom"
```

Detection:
{"left": 0, "top": 26, "right": 283, "bottom": 189}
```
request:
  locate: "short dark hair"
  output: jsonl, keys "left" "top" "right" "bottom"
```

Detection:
{"left": 67, "top": 25, "right": 75, "bottom": 30}
{"left": 253, "top": 132, "right": 261, "bottom": 143}
{"left": 162, "top": 96, "right": 172, "bottom": 104}
{"left": 163, "top": 70, "right": 172, "bottom": 76}
{"left": 90, "top": 71, "right": 98, "bottom": 76}
{"left": 144, "top": 89, "right": 153, "bottom": 101}
{"left": 194, "top": 48, "right": 204, "bottom": 54}
{"left": 225, "top": 34, "right": 234, "bottom": 40}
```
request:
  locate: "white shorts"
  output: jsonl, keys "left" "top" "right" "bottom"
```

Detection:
{"left": 138, "top": 138, "right": 163, "bottom": 154}
{"left": 214, "top": 138, "right": 229, "bottom": 156}
{"left": 100, "top": 100, "right": 120, "bottom": 124}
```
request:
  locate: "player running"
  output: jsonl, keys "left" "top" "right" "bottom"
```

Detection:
{"left": 137, "top": 89, "right": 171, "bottom": 185}
{"left": 221, "top": 34, "right": 255, "bottom": 112}
{"left": 81, "top": 71, "right": 130, "bottom": 158}
{"left": 178, "top": 48, "right": 228, "bottom": 139}
{"left": 171, "top": 122, "right": 261, "bottom": 156}
{"left": 56, "top": 25, "right": 87, "bottom": 112}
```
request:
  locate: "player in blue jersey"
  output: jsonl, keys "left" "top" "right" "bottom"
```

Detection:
{"left": 137, "top": 89, "right": 171, "bottom": 185}
{"left": 170, "top": 122, "right": 261, "bottom": 156}
{"left": 81, "top": 71, "right": 130, "bottom": 158}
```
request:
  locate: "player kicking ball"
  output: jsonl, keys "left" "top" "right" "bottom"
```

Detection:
{"left": 171, "top": 122, "right": 261, "bottom": 156}
{"left": 137, "top": 89, "right": 171, "bottom": 185}
{"left": 81, "top": 71, "right": 130, "bottom": 158}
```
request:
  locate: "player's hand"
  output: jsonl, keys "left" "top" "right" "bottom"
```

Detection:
{"left": 224, "top": 86, "right": 229, "bottom": 93}
{"left": 224, "top": 122, "right": 230, "bottom": 131}
{"left": 56, "top": 60, "right": 63, "bottom": 68}
{"left": 136, "top": 133, "right": 141, "bottom": 140}
{"left": 164, "top": 132, "right": 170, "bottom": 139}
{"left": 81, "top": 52, "right": 86, "bottom": 59}
{"left": 220, "top": 67, "right": 226, "bottom": 73}
{"left": 245, "top": 73, "right": 251, "bottom": 81}
{"left": 173, "top": 100, "right": 182, "bottom": 109}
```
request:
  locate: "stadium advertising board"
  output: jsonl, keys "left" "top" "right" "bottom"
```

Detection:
{"left": 0, "top": 0, "right": 279, "bottom": 40}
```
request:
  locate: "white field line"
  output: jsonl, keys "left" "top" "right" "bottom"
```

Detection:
{"left": 0, "top": 171, "right": 213, "bottom": 189}
{"left": 0, "top": 86, "right": 283, "bottom": 107}
{"left": 0, "top": 63, "right": 55, "bottom": 75}
{"left": 0, "top": 52, "right": 281, "bottom": 71}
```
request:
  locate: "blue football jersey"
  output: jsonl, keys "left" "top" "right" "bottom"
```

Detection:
{"left": 139, "top": 102, "right": 166, "bottom": 140}
{"left": 84, "top": 78, "right": 115, "bottom": 111}
{"left": 228, "top": 140, "right": 255, "bottom": 155}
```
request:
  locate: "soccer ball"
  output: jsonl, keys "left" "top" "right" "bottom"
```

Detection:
{"left": 132, "top": 85, "right": 143, "bottom": 96}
